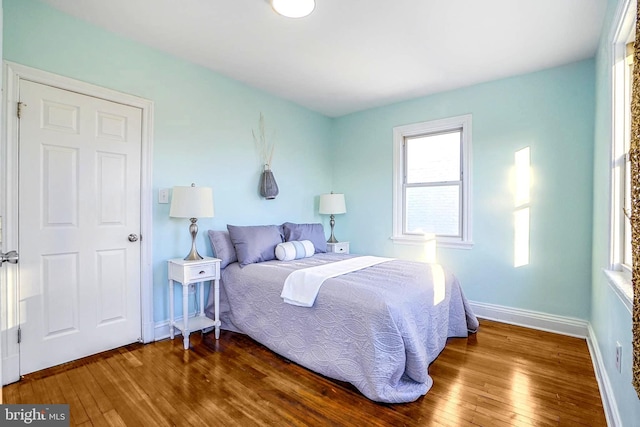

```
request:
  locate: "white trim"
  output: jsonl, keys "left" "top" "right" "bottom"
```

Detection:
{"left": 603, "top": 268, "right": 633, "bottom": 313}
{"left": 587, "top": 324, "right": 623, "bottom": 427}
{"left": 390, "top": 235, "right": 473, "bottom": 249}
{"left": 1, "top": 62, "right": 20, "bottom": 385}
{"left": 392, "top": 114, "right": 473, "bottom": 248}
{"left": 0, "top": 0, "right": 4, "bottom": 397}
{"left": 1, "top": 62, "right": 154, "bottom": 384}
{"left": 609, "top": 0, "right": 636, "bottom": 273}
{"left": 469, "top": 301, "right": 589, "bottom": 338}
{"left": 155, "top": 319, "right": 174, "bottom": 341}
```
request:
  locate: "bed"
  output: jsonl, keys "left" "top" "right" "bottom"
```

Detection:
{"left": 205, "top": 223, "right": 478, "bottom": 404}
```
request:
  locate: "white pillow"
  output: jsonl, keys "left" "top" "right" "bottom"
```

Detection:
{"left": 275, "top": 240, "right": 315, "bottom": 261}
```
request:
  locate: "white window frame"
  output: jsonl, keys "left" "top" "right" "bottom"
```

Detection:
{"left": 606, "top": 0, "right": 635, "bottom": 311}
{"left": 392, "top": 114, "right": 473, "bottom": 249}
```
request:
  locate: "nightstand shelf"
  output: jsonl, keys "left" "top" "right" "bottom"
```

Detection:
{"left": 168, "top": 257, "right": 221, "bottom": 350}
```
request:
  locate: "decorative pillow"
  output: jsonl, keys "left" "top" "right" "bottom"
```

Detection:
{"left": 275, "top": 240, "right": 315, "bottom": 261}
{"left": 207, "top": 230, "right": 237, "bottom": 269}
{"left": 282, "top": 222, "right": 327, "bottom": 253}
{"left": 227, "top": 224, "right": 284, "bottom": 267}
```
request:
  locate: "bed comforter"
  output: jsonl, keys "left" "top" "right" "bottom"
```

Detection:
{"left": 207, "top": 253, "right": 478, "bottom": 403}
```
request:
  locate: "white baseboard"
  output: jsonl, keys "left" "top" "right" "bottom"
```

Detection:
{"left": 587, "top": 324, "right": 622, "bottom": 427}
{"left": 469, "top": 300, "right": 620, "bottom": 426}
{"left": 154, "top": 319, "right": 174, "bottom": 341}
{"left": 142, "top": 320, "right": 155, "bottom": 344}
{"left": 469, "top": 301, "right": 589, "bottom": 338}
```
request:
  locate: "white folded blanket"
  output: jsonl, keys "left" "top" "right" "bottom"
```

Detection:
{"left": 281, "top": 256, "right": 393, "bottom": 307}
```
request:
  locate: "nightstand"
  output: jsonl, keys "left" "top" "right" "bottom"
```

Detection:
{"left": 168, "top": 257, "right": 221, "bottom": 350}
{"left": 327, "top": 241, "right": 349, "bottom": 254}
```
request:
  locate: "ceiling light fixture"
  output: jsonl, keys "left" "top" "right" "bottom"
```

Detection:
{"left": 271, "top": 0, "right": 315, "bottom": 18}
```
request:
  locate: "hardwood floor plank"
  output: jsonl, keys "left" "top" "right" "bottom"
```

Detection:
{"left": 115, "top": 349, "right": 209, "bottom": 427}
{"left": 88, "top": 357, "right": 152, "bottom": 426}
{"left": 63, "top": 368, "right": 108, "bottom": 427}
{"left": 54, "top": 372, "right": 90, "bottom": 426}
{"left": 2, "top": 320, "right": 607, "bottom": 426}
{"left": 73, "top": 365, "right": 114, "bottom": 414}
{"left": 103, "top": 409, "right": 127, "bottom": 427}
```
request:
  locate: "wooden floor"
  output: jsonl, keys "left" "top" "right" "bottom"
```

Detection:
{"left": 2, "top": 319, "right": 606, "bottom": 426}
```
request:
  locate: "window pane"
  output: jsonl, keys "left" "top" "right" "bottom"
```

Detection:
{"left": 406, "top": 131, "right": 461, "bottom": 183}
{"left": 624, "top": 156, "right": 632, "bottom": 266}
{"left": 405, "top": 185, "right": 460, "bottom": 236}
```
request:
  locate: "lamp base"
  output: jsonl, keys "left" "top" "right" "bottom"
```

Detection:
{"left": 326, "top": 214, "right": 339, "bottom": 243}
{"left": 183, "top": 218, "right": 203, "bottom": 261}
{"left": 183, "top": 249, "right": 203, "bottom": 261}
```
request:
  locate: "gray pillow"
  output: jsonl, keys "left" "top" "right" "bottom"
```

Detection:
{"left": 282, "top": 222, "right": 327, "bottom": 253}
{"left": 207, "top": 230, "right": 238, "bottom": 269}
{"left": 227, "top": 224, "right": 284, "bottom": 267}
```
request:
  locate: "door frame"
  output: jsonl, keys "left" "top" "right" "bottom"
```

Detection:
{"left": 1, "top": 61, "right": 155, "bottom": 384}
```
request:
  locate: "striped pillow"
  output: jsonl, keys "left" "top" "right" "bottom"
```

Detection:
{"left": 275, "top": 240, "right": 315, "bottom": 261}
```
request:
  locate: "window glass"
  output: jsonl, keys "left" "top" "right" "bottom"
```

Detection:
{"left": 406, "top": 131, "right": 461, "bottom": 183}
{"left": 405, "top": 185, "right": 460, "bottom": 236}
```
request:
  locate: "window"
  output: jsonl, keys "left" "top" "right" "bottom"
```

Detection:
{"left": 611, "top": 17, "right": 635, "bottom": 276}
{"left": 607, "top": 0, "right": 635, "bottom": 309}
{"left": 392, "top": 114, "right": 472, "bottom": 248}
{"left": 623, "top": 42, "right": 634, "bottom": 269}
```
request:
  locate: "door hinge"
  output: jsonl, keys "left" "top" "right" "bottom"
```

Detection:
{"left": 17, "top": 327, "right": 21, "bottom": 344}
{"left": 17, "top": 102, "right": 26, "bottom": 119}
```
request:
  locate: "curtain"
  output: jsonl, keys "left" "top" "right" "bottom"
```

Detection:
{"left": 631, "top": 2, "right": 640, "bottom": 399}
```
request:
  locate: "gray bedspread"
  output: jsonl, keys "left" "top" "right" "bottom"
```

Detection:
{"left": 207, "top": 253, "right": 478, "bottom": 403}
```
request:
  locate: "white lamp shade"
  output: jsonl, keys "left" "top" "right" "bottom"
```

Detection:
{"left": 169, "top": 186, "right": 214, "bottom": 218}
{"left": 319, "top": 193, "right": 346, "bottom": 215}
{"left": 271, "top": 0, "right": 315, "bottom": 18}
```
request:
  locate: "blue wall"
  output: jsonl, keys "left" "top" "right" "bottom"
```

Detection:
{"left": 591, "top": 0, "right": 640, "bottom": 423}
{"left": 332, "top": 61, "right": 595, "bottom": 320}
{"left": 3, "top": 0, "right": 333, "bottom": 322}
{"left": 6, "top": 1, "right": 640, "bottom": 422}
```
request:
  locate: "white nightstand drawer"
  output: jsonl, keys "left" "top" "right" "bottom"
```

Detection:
{"left": 187, "top": 264, "right": 217, "bottom": 281}
{"left": 327, "top": 242, "right": 349, "bottom": 254}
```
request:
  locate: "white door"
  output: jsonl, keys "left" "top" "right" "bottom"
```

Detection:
{"left": 18, "top": 80, "right": 143, "bottom": 375}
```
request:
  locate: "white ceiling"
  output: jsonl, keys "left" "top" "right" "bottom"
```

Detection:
{"left": 40, "top": 0, "right": 607, "bottom": 117}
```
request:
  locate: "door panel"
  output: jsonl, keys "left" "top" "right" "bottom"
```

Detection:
{"left": 18, "top": 80, "right": 143, "bottom": 375}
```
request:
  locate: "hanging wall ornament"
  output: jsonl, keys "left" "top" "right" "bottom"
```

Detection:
{"left": 260, "top": 165, "right": 279, "bottom": 199}
{"left": 253, "top": 113, "right": 279, "bottom": 200}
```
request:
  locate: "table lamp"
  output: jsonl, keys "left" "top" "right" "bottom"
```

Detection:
{"left": 319, "top": 192, "right": 346, "bottom": 243}
{"left": 170, "top": 184, "right": 214, "bottom": 260}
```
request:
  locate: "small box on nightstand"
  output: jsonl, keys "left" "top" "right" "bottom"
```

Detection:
{"left": 327, "top": 241, "right": 349, "bottom": 254}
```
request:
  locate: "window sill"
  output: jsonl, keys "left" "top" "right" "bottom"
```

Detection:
{"left": 603, "top": 269, "right": 633, "bottom": 314}
{"left": 390, "top": 235, "right": 473, "bottom": 250}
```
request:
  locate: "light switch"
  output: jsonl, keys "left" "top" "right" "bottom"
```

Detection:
{"left": 159, "top": 188, "right": 169, "bottom": 204}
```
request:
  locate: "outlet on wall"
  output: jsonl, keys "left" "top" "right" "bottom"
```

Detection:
{"left": 615, "top": 341, "right": 623, "bottom": 373}
{"left": 189, "top": 283, "right": 196, "bottom": 294}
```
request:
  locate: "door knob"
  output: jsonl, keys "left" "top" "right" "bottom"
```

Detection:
{"left": 128, "top": 234, "right": 139, "bottom": 242}
{"left": 0, "top": 250, "right": 19, "bottom": 266}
